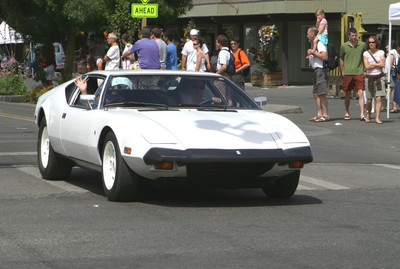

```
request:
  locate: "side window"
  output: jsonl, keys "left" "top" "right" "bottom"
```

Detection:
{"left": 65, "top": 82, "right": 76, "bottom": 103}
{"left": 72, "top": 76, "right": 105, "bottom": 107}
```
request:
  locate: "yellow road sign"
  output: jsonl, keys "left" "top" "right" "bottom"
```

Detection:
{"left": 131, "top": 4, "right": 158, "bottom": 18}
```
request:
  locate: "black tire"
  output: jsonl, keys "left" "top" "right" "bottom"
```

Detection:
{"left": 101, "top": 131, "right": 139, "bottom": 201}
{"left": 262, "top": 171, "right": 300, "bottom": 198}
{"left": 37, "top": 119, "right": 72, "bottom": 180}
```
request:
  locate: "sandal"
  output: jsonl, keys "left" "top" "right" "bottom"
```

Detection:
{"left": 314, "top": 116, "right": 328, "bottom": 122}
{"left": 344, "top": 115, "right": 351, "bottom": 120}
{"left": 309, "top": 116, "right": 320, "bottom": 121}
{"left": 390, "top": 109, "right": 399, "bottom": 113}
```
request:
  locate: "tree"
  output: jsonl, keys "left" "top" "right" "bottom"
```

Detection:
{"left": 1, "top": 0, "right": 193, "bottom": 79}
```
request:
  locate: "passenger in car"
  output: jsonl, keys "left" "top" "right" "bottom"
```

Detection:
{"left": 179, "top": 80, "right": 221, "bottom": 105}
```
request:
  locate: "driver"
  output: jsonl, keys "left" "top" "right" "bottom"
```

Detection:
{"left": 180, "top": 80, "right": 222, "bottom": 105}
{"left": 104, "top": 77, "right": 133, "bottom": 104}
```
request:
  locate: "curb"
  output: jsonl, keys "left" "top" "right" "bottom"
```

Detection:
{"left": 0, "top": 95, "right": 26, "bottom": 103}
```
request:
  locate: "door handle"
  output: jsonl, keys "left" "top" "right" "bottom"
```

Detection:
{"left": 62, "top": 113, "right": 67, "bottom": 119}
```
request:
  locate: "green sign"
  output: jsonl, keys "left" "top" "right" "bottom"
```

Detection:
{"left": 131, "top": 3, "right": 158, "bottom": 18}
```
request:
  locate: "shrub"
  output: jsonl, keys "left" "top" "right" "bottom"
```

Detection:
{"left": 25, "top": 84, "right": 53, "bottom": 103}
{"left": 0, "top": 57, "right": 29, "bottom": 95}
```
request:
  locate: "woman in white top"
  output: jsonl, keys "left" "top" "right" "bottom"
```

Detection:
{"left": 363, "top": 35, "right": 386, "bottom": 124}
{"left": 386, "top": 40, "right": 399, "bottom": 113}
{"left": 193, "top": 38, "right": 206, "bottom": 72}
{"left": 121, "top": 33, "right": 134, "bottom": 70}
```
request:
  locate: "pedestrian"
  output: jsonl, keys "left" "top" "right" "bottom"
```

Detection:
{"left": 215, "top": 35, "right": 231, "bottom": 78}
{"left": 121, "top": 33, "right": 134, "bottom": 70}
{"left": 193, "top": 38, "right": 206, "bottom": 72}
{"left": 308, "top": 9, "right": 328, "bottom": 58}
{"left": 121, "top": 27, "right": 160, "bottom": 70}
{"left": 151, "top": 27, "right": 167, "bottom": 69}
{"left": 339, "top": 28, "right": 366, "bottom": 120}
{"left": 181, "top": 29, "right": 211, "bottom": 71}
{"left": 104, "top": 33, "right": 120, "bottom": 70}
{"left": 85, "top": 55, "right": 103, "bottom": 71}
{"left": 307, "top": 27, "right": 330, "bottom": 122}
{"left": 163, "top": 31, "right": 177, "bottom": 70}
{"left": 386, "top": 40, "right": 399, "bottom": 113}
{"left": 363, "top": 35, "right": 385, "bottom": 124}
{"left": 230, "top": 36, "right": 250, "bottom": 90}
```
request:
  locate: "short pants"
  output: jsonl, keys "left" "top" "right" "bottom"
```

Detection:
{"left": 342, "top": 74, "right": 365, "bottom": 92}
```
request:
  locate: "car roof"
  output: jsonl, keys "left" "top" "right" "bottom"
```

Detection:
{"left": 87, "top": 70, "right": 224, "bottom": 78}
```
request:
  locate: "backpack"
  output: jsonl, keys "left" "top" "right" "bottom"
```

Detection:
{"left": 238, "top": 49, "right": 250, "bottom": 77}
{"left": 222, "top": 48, "right": 236, "bottom": 76}
{"left": 324, "top": 42, "right": 339, "bottom": 70}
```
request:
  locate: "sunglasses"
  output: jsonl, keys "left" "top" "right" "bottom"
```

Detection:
{"left": 368, "top": 41, "right": 376, "bottom": 44}
{"left": 193, "top": 43, "right": 199, "bottom": 45}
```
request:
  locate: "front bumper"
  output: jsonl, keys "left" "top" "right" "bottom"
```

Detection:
{"left": 143, "top": 147, "right": 313, "bottom": 165}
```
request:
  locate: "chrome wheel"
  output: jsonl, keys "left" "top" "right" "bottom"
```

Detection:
{"left": 40, "top": 125, "right": 50, "bottom": 168}
{"left": 103, "top": 140, "right": 116, "bottom": 190}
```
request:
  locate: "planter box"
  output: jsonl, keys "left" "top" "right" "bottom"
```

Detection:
{"left": 251, "top": 72, "right": 282, "bottom": 86}
{"left": 263, "top": 72, "right": 282, "bottom": 86}
{"left": 251, "top": 73, "right": 264, "bottom": 86}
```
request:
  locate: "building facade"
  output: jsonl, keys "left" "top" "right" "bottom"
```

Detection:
{"left": 171, "top": 0, "right": 399, "bottom": 85}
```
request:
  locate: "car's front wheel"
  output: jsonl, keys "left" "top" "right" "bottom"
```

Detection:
{"left": 262, "top": 171, "right": 300, "bottom": 198}
{"left": 37, "top": 119, "right": 72, "bottom": 180}
{"left": 102, "top": 132, "right": 139, "bottom": 201}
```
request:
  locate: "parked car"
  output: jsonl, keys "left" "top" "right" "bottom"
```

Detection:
{"left": 52, "top": 42, "right": 65, "bottom": 70}
{"left": 34, "top": 70, "right": 313, "bottom": 201}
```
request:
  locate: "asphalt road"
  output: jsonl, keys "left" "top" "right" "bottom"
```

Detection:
{"left": 1, "top": 90, "right": 400, "bottom": 268}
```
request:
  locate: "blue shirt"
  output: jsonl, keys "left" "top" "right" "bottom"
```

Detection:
{"left": 131, "top": 38, "right": 160, "bottom": 69}
{"left": 166, "top": 42, "right": 177, "bottom": 70}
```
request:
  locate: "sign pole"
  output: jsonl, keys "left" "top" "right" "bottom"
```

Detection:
{"left": 142, "top": 18, "right": 147, "bottom": 29}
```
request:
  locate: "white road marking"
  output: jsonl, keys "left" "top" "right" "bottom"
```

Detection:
{"left": 17, "top": 166, "right": 88, "bottom": 193}
{"left": 0, "top": 152, "right": 36, "bottom": 156}
{"left": 373, "top": 164, "right": 400, "bottom": 170}
{"left": 297, "top": 184, "right": 313, "bottom": 190}
{"left": 300, "top": 175, "right": 349, "bottom": 190}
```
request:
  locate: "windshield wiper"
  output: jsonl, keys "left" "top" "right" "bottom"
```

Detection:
{"left": 104, "top": 101, "right": 168, "bottom": 110}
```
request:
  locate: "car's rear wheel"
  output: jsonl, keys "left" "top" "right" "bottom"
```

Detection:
{"left": 37, "top": 119, "right": 72, "bottom": 180}
{"left": 102, "top": 132, "right": 139, "bottom": 201}
{"left": 262, "top": 171, "right": 300, "bottom": 198}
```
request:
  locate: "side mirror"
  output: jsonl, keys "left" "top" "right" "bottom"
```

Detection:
{"left": 254, "top": 96, "right": 267, "bottom": 108}
{"left": 80, "top": 94, "right": 96, "bottom": 109}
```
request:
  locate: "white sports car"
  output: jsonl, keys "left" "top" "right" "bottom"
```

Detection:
{"left": 34, "top": 70, "right": 312, "bottom": 201}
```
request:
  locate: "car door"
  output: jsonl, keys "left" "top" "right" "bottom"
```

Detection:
{"left": 59, "top": 75, "right": 106, "bottom": 162}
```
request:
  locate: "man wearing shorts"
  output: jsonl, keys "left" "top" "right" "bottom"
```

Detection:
{"left": 340, "top": 28, "right": 366, "bottom": 120}
{"left": 307, "top": 27, "right": 329, "bottom": 122}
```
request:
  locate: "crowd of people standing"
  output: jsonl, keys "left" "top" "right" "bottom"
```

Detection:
{"left": 307, "top": 9, "right": 399, "bottom": 125}
{"left": 85, "top": 27, "right": 251, "bottom": 90}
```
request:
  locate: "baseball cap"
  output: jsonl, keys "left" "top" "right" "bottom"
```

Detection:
{"left": 111, "top": 77, "right": 132, "bottom": 90}
{"left": 140, "top": 27, "right": 151, "bottom": 36}
{"left": 190, "top": 29, "right": 199, "bottom": 36}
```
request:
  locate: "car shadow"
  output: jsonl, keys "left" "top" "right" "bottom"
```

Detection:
{"left": 66, "top": 168, "right": 322, "bottom": 208}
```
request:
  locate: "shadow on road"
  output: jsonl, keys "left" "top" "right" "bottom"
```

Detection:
{"left": 66, "top": 168, "right": 322, "bottom": 207}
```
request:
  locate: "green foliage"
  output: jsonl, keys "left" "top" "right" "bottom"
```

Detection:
{"left": 107, "top": 0, "right": 141, "bottom": 37}
{"left": 0, "top": 58, "right": 28, "bottom": 95}
{"left": 24, "top": 84, "right": 54, "bottom": 103}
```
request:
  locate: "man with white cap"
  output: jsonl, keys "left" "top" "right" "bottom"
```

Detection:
{"left": 181, "top": 29, "right": 211, "bottom": 71}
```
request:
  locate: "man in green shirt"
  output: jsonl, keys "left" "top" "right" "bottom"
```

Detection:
{"left": 340, "top": 28, "right": 366, "bottom": 120}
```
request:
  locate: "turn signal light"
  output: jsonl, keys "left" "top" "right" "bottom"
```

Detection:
{"left": 154, "top": 161, "right": 173, "bottom": 170}
{"left": 289, "top": 161, "right": 304, "bottom": 169}
{"left": 124, "top": 147, "right": 132, "bottom": 155}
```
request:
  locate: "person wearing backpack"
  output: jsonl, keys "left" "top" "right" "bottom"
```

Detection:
{"left": 307, "top": 27, "right": 330, "bottom": 122}
{"left": 216, "top": 35, "right": 232, "bottom": 79}
{"left": 230, "top": 37, "right": 250, "bottom": 90}
{"left": 215, "top": 35, "right": 233, "bottom": 105}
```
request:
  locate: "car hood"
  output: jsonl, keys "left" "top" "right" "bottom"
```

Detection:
{"left": 138, "top": 109, "right": 280, "bottom": 149}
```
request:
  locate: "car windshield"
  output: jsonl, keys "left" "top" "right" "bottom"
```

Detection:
{"left": 101, "top": 75, "right": 259, "bottom": 109}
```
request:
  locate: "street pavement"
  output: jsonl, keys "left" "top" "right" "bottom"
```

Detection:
{"left": 1, "top": 81, "right": 400, "bottom": 268}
